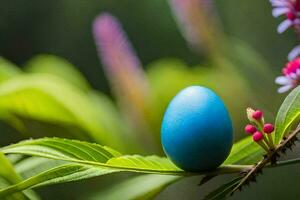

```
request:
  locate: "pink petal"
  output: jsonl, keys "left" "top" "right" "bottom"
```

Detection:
{"left": 275, "top": 76, "right": 291, "bottom": 85}
{"left": 270, "top": 0, "right": 291, "bottom": 7}
{"left": 288, "top": 45, "right": 300, "bottom": 60}
{"left": 277, "top": 19, "right": 293, "bottom": 33}
{"left": 272, "top": 7, "right": 290, "bottom": 17}
{"left": 278, "top": 84, "right": 293, "bottom": 93}
{"left": 290, "top": 72, "right": 297, "bottom": 79}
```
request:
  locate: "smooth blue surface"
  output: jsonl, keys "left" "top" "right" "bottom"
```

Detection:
{"left": 161, "top": 86, "right": 233, "bottom": 171}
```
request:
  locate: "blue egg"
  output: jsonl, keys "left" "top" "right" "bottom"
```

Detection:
{"left": 161, "top": 86, "right": 233, "bottom": 171}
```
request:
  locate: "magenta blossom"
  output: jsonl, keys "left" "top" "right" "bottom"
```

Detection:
{"left": 270, "top": 0, "right": 300, "bottom": 33}
{"left": 275, "top": 57, "right": 300, "bottom": 92}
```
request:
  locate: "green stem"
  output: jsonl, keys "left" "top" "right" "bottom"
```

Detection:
{"left": 267, "top": 133, "right": 275, "bottom": 149}
{"left": 268, "top": 158, "right": 300, "bottom": 168}
{"left": 258, "top": 141, "right": 269, "bottom": 152}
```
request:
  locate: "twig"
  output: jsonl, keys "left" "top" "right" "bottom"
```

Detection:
{"left": 230, "top": 126, "right": 300, "bottom": 195}
{"left": 267, "top": 157, "right": 300, "bottom": 168}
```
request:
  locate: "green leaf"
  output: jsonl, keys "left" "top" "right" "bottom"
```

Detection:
{"left": 1, "top": 137, "right": 121, "bottom": 163}
{"left": 224, "top": 136, "right": 263, "bottom": 165}
{"left": 1, "top": 138, "right": 247, "bottom": 175}
{"left": 87, "top": 91, "right": 141, "bottom": 153}
{"left": 87, "top": 174, "right": 181, "bottom": 200}
{"left": 0, "top": 74, "right": 126, "bottom": 151}
{"left": 2, "top": 157, "right": 180, "bottom": 199}
{"left": 204, "top": 177, "right": 243, "bottom": 200}
{"left": 106, "top": 155, "right": 181, "bottom": 172}
{"left": 0, "top": 57, "right": 22, "bottom": 84}
{"left": 6, "top": 154, "right": 24, "bottom": 165}
{"left": 147, "top": 59, "right": 201, "bottom": 113}
{"left": 0, "top": 153, "right": 23, "bottom": 184}
{"left": 0, "top": 138, "right": 182, "bottom": 174}
{"left": 87, "top": 91, "right": 126, "bottom": 139}
{"left": 14, "top": 157, "right": 67, "bottom": 179}
{"left": 0, "top": 138, "right": 181, "bottom": 197}
{"left": 24, "top": 54, "right": 90, "bottom": 91}
{"left": 0, "top": 177, "right": 27, "bottom": 200}
{"left": 275, "top": 86, "right": 300, "bottom": 144}
{"left": 0, "top": 164, "right": 117, "bottom": 199}
{"left": 0, "top": 138, "right": 255, "bottom": 197}
{"left": 0, "top": 153, "right": 40, "bottom": 200}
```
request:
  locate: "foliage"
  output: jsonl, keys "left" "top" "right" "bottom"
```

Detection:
{"left": 86, "top": 174, "right": 181, "bottom": 200}
{"left": 0, "top": 1, "right": 299, "bottom": 199}
{"left": 275, "top": 86, "right": 300, "bottom": 144}
{"left": 0, "top": 153, "right": 40, "bottom": 200}
{"left": 0, "top": 51, "right": 299, "bottom": 199}
{"left": 0, "top": 81, "right": 300, "bottom": 199}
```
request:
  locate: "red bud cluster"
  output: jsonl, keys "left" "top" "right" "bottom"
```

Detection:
{"left": 244, "top": 108, "right": 275, "bottom": 152}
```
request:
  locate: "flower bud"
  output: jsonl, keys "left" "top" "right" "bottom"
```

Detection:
{"left": 245, "top": 124, "right": 257, "bottom": 134}
{"left": 253, "top": 131, "right": 269, "bottom": 152}
{"left": 263, "top": 123, "right": 274, "bottom": 134}
{"left": 253, "top": 131, "right": 263, "bottom": 142}
{"left": 246, "top": 107, "right": 256, "bottom": 122}
{"left": 252, "top": 110, "right": 263, "bottom": 120}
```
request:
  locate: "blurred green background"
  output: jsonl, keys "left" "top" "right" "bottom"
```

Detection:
{"left": 1, "top": 0, "right": 297, "bottom": 88}
{"left": 0, "top": 0, "right": 299, "bottom": 199}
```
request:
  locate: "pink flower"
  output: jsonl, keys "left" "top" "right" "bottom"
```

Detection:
{"left": 275, "top": 57, "right": 300, "bottom": 93}
{"left": 270, "top": 0, "right": 300, "bottom": 33}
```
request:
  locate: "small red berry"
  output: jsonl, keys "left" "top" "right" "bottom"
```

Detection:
{"left": 252, "top": 110, "right": 263, "bottom": 120}
{"left": 245, "top": 124, "right": 257, "bottom": 134}
{"left": 253, "top": 131, "right": 263, "bottom": 142}
{"left": 263, "top": 123, "right": 274, "bottom": 134}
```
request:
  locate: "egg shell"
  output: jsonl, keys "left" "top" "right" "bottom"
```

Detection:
{"left": 161, "top": 86, "right": 233, "bottom": 171}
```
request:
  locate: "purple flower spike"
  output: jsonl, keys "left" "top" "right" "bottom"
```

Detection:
{"left": 93, "top": 13, "right": 141, "bottom": 73}
{"left": 170, "top": 0, "right": 203, "bottom": 43}
{"left": 93, "top": 13, "right": 150, "bottom": 101}
{"left": 270, "top": 0, "right": 300, "bottom": 34}
{"left": 93, "top": 13, "right": 153, "bottom": 137}
{"left": 168, "top": 0, "right": 218, "bottom": 53}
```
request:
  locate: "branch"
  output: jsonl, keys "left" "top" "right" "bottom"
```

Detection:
{"left": 268, "top": 158, "right": 300, "bottom": 168}
{"left": 230, "top": 126, "right": 300, "bottom": 195}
